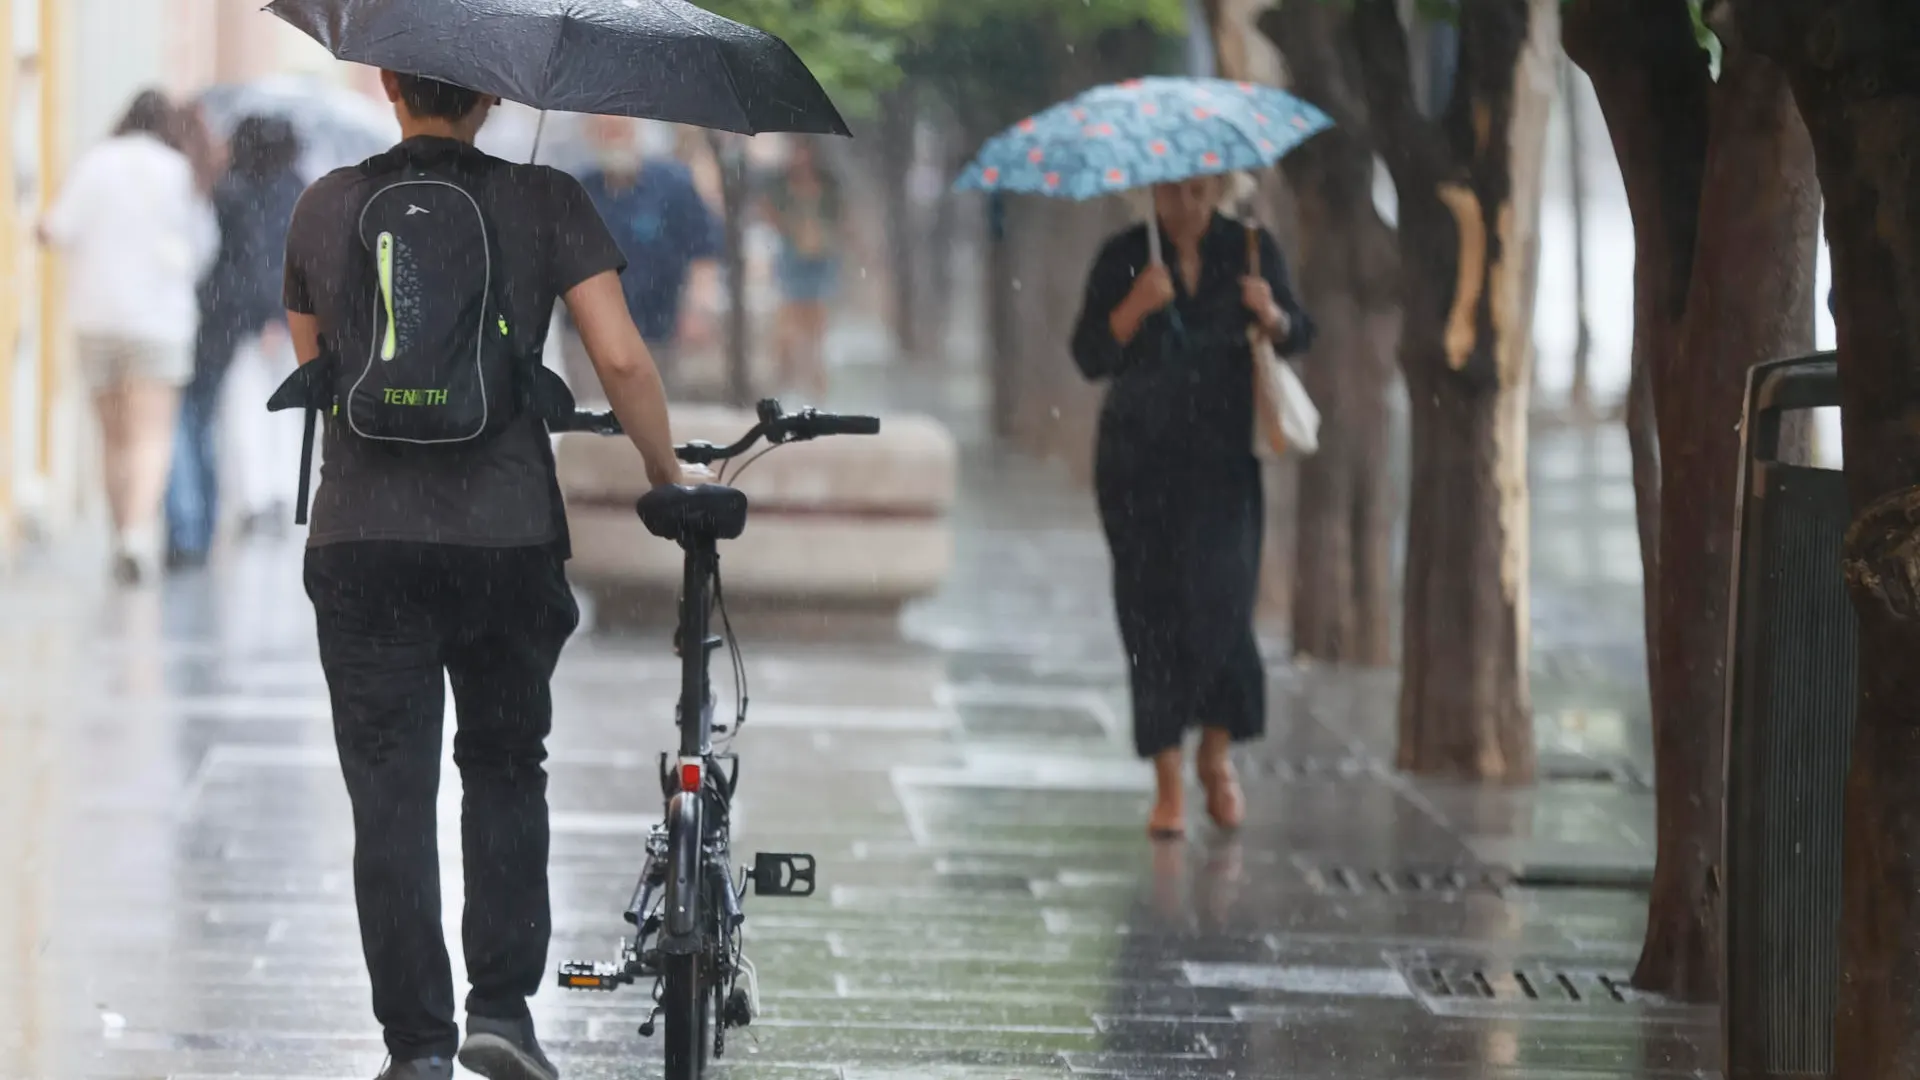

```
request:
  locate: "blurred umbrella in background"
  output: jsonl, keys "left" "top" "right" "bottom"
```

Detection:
{"left": 196, "top": 75, "right": 398, "bottom": 182}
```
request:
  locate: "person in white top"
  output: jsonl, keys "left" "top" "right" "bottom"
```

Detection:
{"left": 40, "top": 90, "right": 218, "bottom": 584}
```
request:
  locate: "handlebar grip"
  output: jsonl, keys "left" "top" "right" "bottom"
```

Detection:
{"left": 554, "top": 410, "right": 623, "bottom": 435}
{"left": 805, "top": 414, "right": 881, "bottom": 436}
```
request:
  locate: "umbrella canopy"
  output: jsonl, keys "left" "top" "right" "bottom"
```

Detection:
{"left": 265, "top": 0, "right": 851, "bottom": 136}
{"left": 953, "top": 76, "right": 1331, "bottom": 200}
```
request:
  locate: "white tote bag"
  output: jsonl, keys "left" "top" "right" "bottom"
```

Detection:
{"left": 1244, "top": 225, "right": 1319, "bottom": 460}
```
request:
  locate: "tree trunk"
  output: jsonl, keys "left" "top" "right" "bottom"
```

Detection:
{"left": 879, "top": 85, "right": 921, "bottom": 362}
{"left": 1563, "top": 55, "right": 1595, "bottom": 418}
{"left": 1261, "top": 3, "right": 1401, "bottom": 666}
{"left": 1353, "top": 0, "right": 1556, "bottom": 782}
{"left": 1741, "top": 2, "right": 1920, "bottom": 1066}
{"left": 707, "top": 131, "right": 753, "bottom": 407}
{"left": 1651, "top": 31, "right": 1817, "bottom": 1004}
{"left": 1569, "top": 0, "right": 1819, "bottom": 1001}
{"left": 1284, "top": 142, "right": 1400, "bottom": 665}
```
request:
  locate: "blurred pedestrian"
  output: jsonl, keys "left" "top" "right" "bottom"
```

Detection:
{"left": 166, "top": 115, "right": 305, "bottom": 567}
{"left": 1069, "top": 175, "right": 1315, "bottom": 840}
{"left": 175, "top": 100, "right": 226, "bottom": 197}
{"left": 568, "top": 115, "right": 720, "bottom": 399}
{"left": 760, "top": 139, "right": 842, "bottom": 401}
{"left": 39, "top": 89, "right": 217, "bottom": 584}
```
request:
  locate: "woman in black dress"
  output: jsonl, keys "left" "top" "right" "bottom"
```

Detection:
{"left": 1070, "top": 175, "right": 1314, "bottom": 839}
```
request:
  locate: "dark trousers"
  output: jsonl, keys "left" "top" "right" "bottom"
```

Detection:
{"left": 305, "top": 541, "right": 579, "bottom": 1061}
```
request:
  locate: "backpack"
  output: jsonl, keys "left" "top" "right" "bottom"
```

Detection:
{"left": 267, "top": 142, "right": 582, "bottom": 524}
{"left": 338, "top": 144, "right": 518, "bottom": 444}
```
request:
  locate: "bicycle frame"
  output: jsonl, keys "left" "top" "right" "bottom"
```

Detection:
{"left": 677, "top": 539, "right": 719, "bottom": 761}
{"left": 660, "top": 534, "right": 729, "bottom": 956}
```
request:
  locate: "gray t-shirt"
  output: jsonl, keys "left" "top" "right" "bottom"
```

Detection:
{"left": 284, "top": 137, "right": 625, "bottom": 551}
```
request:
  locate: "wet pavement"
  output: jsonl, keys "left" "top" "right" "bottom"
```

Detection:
{"left": 0, "top": 419, "right": 1699, "bottom": 1079}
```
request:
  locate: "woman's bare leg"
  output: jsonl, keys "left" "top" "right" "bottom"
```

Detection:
{"left": 1148, "top": 747, "right": 1186, "bottom": 839}
{"left": 122, "top": 380, "right": 180, "bottom": 532}
{"left": 92, "top": 387, "right": 133, "bottom": 531}
{"left": 105, "top": 379, "right": 180, "bottom": 580}
{"left": 1196, "top": 727, "right": 1245, "bottom": 831}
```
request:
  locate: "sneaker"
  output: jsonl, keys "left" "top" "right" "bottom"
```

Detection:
{"left": 458, "top": 1015, "right": 559, "bottom": 1080}
{"left": 373, "top": 1056, "right": 453, "bottom": 1080}
{"left": 114, "top": 526, "right": 163, "bottom": 586}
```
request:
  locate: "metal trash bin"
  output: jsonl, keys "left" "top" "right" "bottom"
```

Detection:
{"left": 1722, "top": 351, "right": 1855, "bottom": 1080}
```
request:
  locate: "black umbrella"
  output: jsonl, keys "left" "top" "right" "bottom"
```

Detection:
{"left": 264, "top": 0, "right": 851, "bottom": 136}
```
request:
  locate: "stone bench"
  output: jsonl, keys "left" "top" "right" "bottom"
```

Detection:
{"left": 556, "top": 405, "right": 957, "bottom": 618}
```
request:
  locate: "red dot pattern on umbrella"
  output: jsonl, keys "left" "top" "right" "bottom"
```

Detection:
{"left": 1027, "top": 147, "right": 1044, "bottom": 163}
{"left": 1018, "top": 117, "right": 1036, "bottom": 132}
{"left": 1292, "top": 114, "right": 1310, "bottom": 129}
{"left": 1260, "top": 139, "right": 1275, "bottom": 152}
{"left": 1254, "top": 113, "right": 1269, "bottom": 125}
{"left": 1202, "top": 151, "right": 1221, "bottom": 167}
{"left": 1081, "top": 123, "right": 1116, "bottom": 137}
{"left": 1237, "top": 81, "right": 1255, "bottom": 92}
{"left": 1149, "top": 141, "right": 1168, "bottom": 156}
{"left": 1141, "top": 103, "right": 1160, "bottom": 116}
{"left": 1044, "top": 172, "right": 1061, "bottom": 189}
{"left": 1192, "top": 107, "right": 1213, "bottom": 120}
{"left": 1072, "top": 108, "right": 1088, "bottom": 121}
{"left": 982, "top": 166, "right": 1000, "bottom": 183}
{"left": 1106, "top": 168, "right": 1127, "bottom": 185}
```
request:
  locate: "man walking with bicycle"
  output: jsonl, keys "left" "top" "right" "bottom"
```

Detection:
{"left": 282, "top": 71, "right": 682, "bottom": 1080}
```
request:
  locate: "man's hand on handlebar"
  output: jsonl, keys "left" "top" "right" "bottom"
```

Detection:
{"left": 646, "top": 457, "right": 684, "bottom": 489}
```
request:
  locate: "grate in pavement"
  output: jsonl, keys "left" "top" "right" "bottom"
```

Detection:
{"left": 1301, "top": 863, "right": 1512, "bottom": 896}
{"left": 1409, "top": 963, "right": 1632, "bottom": 1006}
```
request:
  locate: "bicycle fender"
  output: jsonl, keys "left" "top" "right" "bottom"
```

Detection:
{"left": 662, "top": 791, "right": 704, "bottom": 944}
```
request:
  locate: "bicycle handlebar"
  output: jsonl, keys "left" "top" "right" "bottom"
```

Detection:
{"left": 551, "top": 399, "right": 882, "bottom": 465}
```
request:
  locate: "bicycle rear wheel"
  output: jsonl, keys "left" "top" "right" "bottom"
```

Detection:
{"left": 662, "top": 952, "right": 711, "bottom": 1079}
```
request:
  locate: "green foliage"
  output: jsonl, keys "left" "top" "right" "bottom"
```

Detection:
{"left": 701, "top": 0, "right": 1189, "bottom": 118}
{"left": 941, "top": 0, "right": 1187, "bottom": 36}
{"left": 700, "top": 0, "right": 933, "bottom": 113}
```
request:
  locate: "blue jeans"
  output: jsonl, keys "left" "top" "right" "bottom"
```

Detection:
{"left": 165, "top": 375, "right": 220, "bottom": 558}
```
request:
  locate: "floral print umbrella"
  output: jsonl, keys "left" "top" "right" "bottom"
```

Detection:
{"left": 953, "top": 76, "right": 1332, "bottom": 202}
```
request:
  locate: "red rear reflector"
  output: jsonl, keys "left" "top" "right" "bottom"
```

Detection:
{"left": 680, "top": 762, "right": 701, "bottom": 792}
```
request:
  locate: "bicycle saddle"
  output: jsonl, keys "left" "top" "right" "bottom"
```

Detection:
{"left": 636, "top": 484, "right": 749, "bottom": 544}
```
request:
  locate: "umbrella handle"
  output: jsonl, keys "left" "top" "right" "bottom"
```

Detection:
{"left": 1147, "top": 215, "right": 1163, "bottom": 266}
{"left": 530, "top": 111, "right": 548, "bottom": 164}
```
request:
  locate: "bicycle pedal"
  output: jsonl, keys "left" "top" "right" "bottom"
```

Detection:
{"left": 556, "top": 960, "right": 627, "bottom": 991}
{"left": 749, "top": 852, "right": 817, "bottom": 898}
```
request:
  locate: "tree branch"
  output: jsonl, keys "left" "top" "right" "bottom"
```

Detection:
{"left": 1350, "top": 0, "right": 1452, "bottom": 188}
{"left": 1258, "top": 3, "right": 1371, "bottom": 139}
